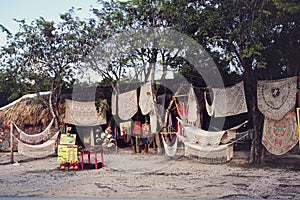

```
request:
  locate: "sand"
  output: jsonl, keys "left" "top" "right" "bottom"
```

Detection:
{"left": 0, "top": 148, "right": 299, "bottom": 199}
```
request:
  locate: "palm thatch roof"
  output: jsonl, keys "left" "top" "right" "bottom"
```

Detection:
{"left": 0, "top": 96, "right": 65, "bottom": 128}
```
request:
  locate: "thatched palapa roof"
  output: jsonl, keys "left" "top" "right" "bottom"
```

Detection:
{"left": 0, "top": 93, "right": 65, "bottom": 128}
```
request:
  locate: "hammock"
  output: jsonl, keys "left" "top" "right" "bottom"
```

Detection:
{"left": 257, "top": 76, "right": 297, "bottom": 120}
{"left": 177, "top": 118, "right": 248, "bottom": 146}
{"left": 14, "top": 131, "right": 59, "bottom": 158}
{"left": 161, "top": 132, "right": 179, "bottom": 157}
{"left": 14, "top": 118, "right": 54, "bottom": 144}
{"left": 184, "top": 142, "right": 234, "bottom": 162}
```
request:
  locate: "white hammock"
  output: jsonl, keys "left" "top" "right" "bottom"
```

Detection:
{"left": 14, "top": 118, "right": 54, "bottom": 144}
{"left": 14, "top": 131, "right": 59, "bottom": 158}
{"left": 161, "top": 132, "right": 179, "bottom": 157}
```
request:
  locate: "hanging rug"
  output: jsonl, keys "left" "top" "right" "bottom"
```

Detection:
{"left": 262, "top": 112, "right": 298, "bottom": 155}
{"left": 257, "top": 76, "right": 297, "bottom": 120}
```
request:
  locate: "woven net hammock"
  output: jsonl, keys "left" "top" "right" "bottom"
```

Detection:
{"left": 14, "top": 131, "right": 59, "bottom": 158}
{"left": 161, "top": 132, "right": 179, "bottom": 157}
{"left": 14, "top": 118, "right": 54, "bottom": 144}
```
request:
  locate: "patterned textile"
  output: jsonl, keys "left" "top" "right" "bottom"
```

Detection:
{"left": 65, "top": 99, "right": 106, "bottom": 126}
{"left": 14, "top": 119, "right": 54, "bottom": 144}
{"left": 139, "top": 82, "right": 154, "bottom": 115}
{"left": 118, "top": 90, "right": 138, "bottom": 120}
{"left": 188, "top": 87, "right": 198, "bottom": 122}
{"left": 262, "top": 112, "right": 298, "bottom": 155}
{"left": 210, "top": 81, "right": 248, "bottom": 117}
{"left": 257, "top": 76, "right": 297, "bottom": 120}
{"left": 132, "top": 121, "right": 142, "bottom": 135}
{"left": 120, "top": 121, "right": 131, "bottom": 136}
{"left": 111, "top": 92, "right": 117, "bottom": 116}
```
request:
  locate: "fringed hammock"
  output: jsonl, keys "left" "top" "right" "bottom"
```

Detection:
{"left": 14, "top": 118, "right": 55, "bottom": 144}
{"left": 161, "top": 131, "right": 179, "bottom": 157}
{"left": 13, "top": 131, "right": 59, "bottom": 158}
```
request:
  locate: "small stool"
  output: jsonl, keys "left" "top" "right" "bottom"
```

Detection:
{"left": 79, "top": 150, "right": 104, "bottom": 170}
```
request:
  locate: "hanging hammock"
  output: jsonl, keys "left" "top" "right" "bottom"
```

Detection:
{"left": 13, "top": 131, "right": 59, "bottom": 158}
{"left": 13, "top": 118, "right": 55, "bottom": 144}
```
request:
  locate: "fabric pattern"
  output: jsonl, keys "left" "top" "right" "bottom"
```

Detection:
{"left": 257, "top": 76, "right": 297, "bottom": 120}
{"left": 65, "top": 99, "right": 106, "bottom": 126}
{"left": 262, "top": 112, "right": 298, "bottom": 155}
{"left": 118, "top": 90, "right": 138, "bottom": 120}
{"left": 188, "top": 87, "right": 198, "bottom": 122}
{"left": 139, "top": 82, "right": 154, "bottom": 115}
{"left": 212, "top": 81, "right": 248, "bottom": 117}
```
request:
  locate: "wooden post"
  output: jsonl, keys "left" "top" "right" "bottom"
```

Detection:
{"left": 10, "top": 121, "right": 14, "bottom": 164}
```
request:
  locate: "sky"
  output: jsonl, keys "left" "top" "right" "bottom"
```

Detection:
{"left": 0, "top": 0, "right": 101, "bottom": 46}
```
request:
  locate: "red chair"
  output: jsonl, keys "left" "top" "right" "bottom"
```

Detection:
{"left": 79, "top": 148, "right": 104, "bottom": 170}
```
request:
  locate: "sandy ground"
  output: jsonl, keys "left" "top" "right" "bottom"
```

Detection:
{"left": 0, "top": 147, "right": 300, "bottom": 199}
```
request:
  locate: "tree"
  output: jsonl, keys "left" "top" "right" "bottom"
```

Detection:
{"left": 165, "top": 0, "right": 299, "bottom": 163}
{"left": 0, "top": 9, "right": 96, "bottom": 127}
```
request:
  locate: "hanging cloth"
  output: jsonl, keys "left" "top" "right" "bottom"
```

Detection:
{"left": 262, "top": 112, "right": 298, "bottom": 155}
{"left": 174, "top": 97, "right": 188, "bottom": 120}
{"left": 118, "top": 90, "right": 138, "bottom": 120}
{"left": 111, "top": 91, "right": 117, "bottom": 116}
{"left": 139, "top": 82, "right": 154, "bottom": 115}
{"left": 212, "top": 81, "right": 248, "bottom": 117}
{"left": 187, "top": 86, "right": 198, "bottom": 123}
{"left": 257, "top": 76, "right": 297, "bottom": 121}
{"left": 150, "top": 110, "right": 158, "bottom": 134}
{"left": 120, "top": 121, "right": 131, "bottom": 143}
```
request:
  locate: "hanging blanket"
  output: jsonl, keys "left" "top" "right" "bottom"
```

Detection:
{"left": 65, "top": 99, "right": 106, "bottom": 126}
{"left": 210, "top": 81, "right": 248, "bottom": 117}
{"left": 139, "top": 82, "right": 154, "bottom": 115}
{"left": 257, "top": 76, "right": 297, "bottom": 120}
{"left": 262, "top": 112, "right": 298, "bottom": 155}
{"left": 188, "top": 87, "right": 198, "bottom": 122}
{"left": 118, "top": 90, "right": 138, "bottom": 120}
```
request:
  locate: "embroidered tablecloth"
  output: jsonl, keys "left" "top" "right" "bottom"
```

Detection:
{"left": 257, "top": 76, "right": 297, "bottom": 120}
{"left": 118, "top": 90, "right": 138, "bottom": 120}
